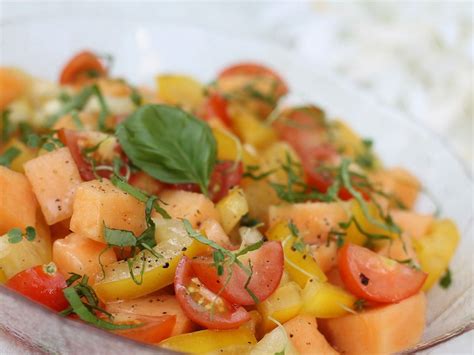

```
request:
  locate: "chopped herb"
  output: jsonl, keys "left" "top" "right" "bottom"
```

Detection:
{"left": 288, "top": 220, "right": 299, "bottom": 237}
{"left": 339, "top": 217, "right": 391, "bottom": 248}
{"left": 71, "top": 110, "right": 84, "bottom": 129}
{"left": 26, "top": 131, "right": 64, "bottom": 151}
{"left": 46, "top": 85, "right": 95, "bottom": 127}
{"left": 1, "top": 110, "right": 13, "bottom": 143}
{"left": 243, "top": 164, "right": 277, "bottom": 180}
{"left": 18, "top": 122, "right": 34, "bottom": 143}
{"left": 58, "top": 91, "right": 72, "bottom": 103}
{"left": 25, "top": 226, "right": 36, "bottom": 241}
{"left": 0, "top": 147, "right": 20, "bottom": 167}
{"left": 6, "top": 226, "right": 36, "bottom": 243}
{"left": 240, "top": 214, "right": 262, "bottom": 228}
{"left": 354, "top": 299, "right": 366, "bottom": 311}
{"left": 439, "top": 268, "right": 452, "bottom": 289}
{"left": 274, "top": 351, "right": 285, "bottom": 355}
{"left": 130, "top": 88, "right": 143, "bottom": 107}
{"left": 292, "top": 239, "right": 305, "bottom": 252}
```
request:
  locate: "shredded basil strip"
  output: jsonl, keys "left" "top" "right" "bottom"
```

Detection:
{"left": 0, "top": 147, "right": 20, "bottom": 167}
{"left": 62, "top": 287, "right": 139, "bottom": 330}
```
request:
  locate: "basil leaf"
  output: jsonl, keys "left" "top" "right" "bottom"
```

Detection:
{"left": 103, "top": 225, "right": 137, "bottom": 247}
{"left": 0, "top": 147, "right": 20, "bottom": 167}
{"left": 116, "top": 104, "right": 217, "bottom": 195}
{"left": 7, "top": 228, "right": 23, "bottom": 244}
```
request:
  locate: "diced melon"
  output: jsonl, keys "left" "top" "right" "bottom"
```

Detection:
{"left": 0, "top": 166, "right": 37, "bottom": 234}
{"left": 376, "top": 233, "right": 418, "bottom": 262}
{"left": 0, "top": 210, "right": 52, "bottom": 279}
{"left": 70, "top": 179, "right": 146, "bottom": 242}
{"left": 243, "top": 180, "right": 281, "bottom": 225}
{"left": 283, "top": 315, "right": 338, "bottom": 355}
{"left": 53, "top": 233, "right": 117, "bottom": 279}
{"left": 24, "top": 147, "right": 82, "bottom": 225}
{"left": 318, "top": 292, "right": 426, "bottom": 355}
{"left": 106, "top": 293, "right": 196, "bottom": 336}
{"left": 52, "top": 111, "right": 100, "bottom": 131}
{"left": 154, "top": 189, "right": 220, "bottom": 228}
{"left": 0, "top": 67, "right": 30, "bottom": 110}
{"left": 200, "top": 219, "right": 232, "bottom": 248}
{"left": 269, "top": 202, "right": 349, "bottom": 244}
{"left": 310, "top": 241, "right": 338, "bottom": 273}
{"left": 390, "top": 210, "right": 433, "bottom": 239}
{"left": 370, "top": 168, "right": 420, "bottom": 210}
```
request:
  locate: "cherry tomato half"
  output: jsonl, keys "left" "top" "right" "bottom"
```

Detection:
{"left": 59, "top": 51, "right": 107, "bottom": 85}
{"left": 174, "top": 257, "right": 250, "bottom": 330}
{"left": 6, "top": 263, "right": 69, "bottom": 311}
{"left": 201, "top": 92, "right": 232, "bottom": 128}
{"left": 113, "top": 314, "right": 176, "bottom": 344}
{"left": 58, "top": 129, "right": 96, "bottom": 181}
{"left": 338, "top": 243, "right": 427, "bottom": 303}
{"left": 192, "top": 241, "right": 284, "bottom": 306}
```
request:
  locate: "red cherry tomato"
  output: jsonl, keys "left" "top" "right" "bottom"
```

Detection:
{"left": 201, "top": 92, "right": 232, "bottom": 128}
{"left": 59, "top": 51, "right": 107, "bottom": 85}
{"left": 218, "top": 63, "right": 288, "bottom": 97}
{"left": 338, "top": 243, "right": 427, "bottom": 303}
{"left": 174, "top": 257, "right": 250, "bottom": 330}
{"left": 113, "top": 314, "right": 176, "bottom": 344}
{"left": 168, "top": 161, "right": 243, "bottom": 203}
{"left": 58, "top": 129, "right": 96, "bottom": 181}
{"left": 192, "top": 241, "right": 284, "bottom": 306}
{"left": 6, "top": 263, "right": 69, "bottom": 311}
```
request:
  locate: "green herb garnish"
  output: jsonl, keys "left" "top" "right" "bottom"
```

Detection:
{"left": 0, "top": 147, "right": 20, "bottom": 167}
{"left": 6, "top": 227, "right": 36, "bottom": 243}
{"left": 439, "top": 268, "right": 452, "bottom": 289}
{"left": 116, "top": 104, "right": 217, "bottom": 196}
{"left": 1, "top": 110, "right": 13, "bottom": 143}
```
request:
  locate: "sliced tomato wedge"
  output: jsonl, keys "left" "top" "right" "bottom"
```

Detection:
{"left": 174, "top": 257, "right": 250, "bottom": 330}
{"left": 113, "top": 314, "right": 176, "bottom": 344}
{"left": 338, "top": 243, "right": 427, "bottom": 303}
{"left": 218, "top": 63, "right": 288, "bottom": 97}
{"left": 58, "top": 128, "right": 96, "bottom": 181}
{"left": 192, "top": 241, "right": 284, "bottom": 306}
{"left": 59, "top": 51, "right": 107, "bottom": 85}
{"left": 6, "top": 263, "right": 69, "bottom": 311}
{"left": 201, "top": 92, "right": 232, "bottom": 128}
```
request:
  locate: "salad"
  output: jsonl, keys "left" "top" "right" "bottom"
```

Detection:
{"left": 0, "top": 51, "right": 460, "bottom": 354}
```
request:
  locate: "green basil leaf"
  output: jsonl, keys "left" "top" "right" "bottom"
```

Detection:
{"left": 103, "top": 225, "right": 137, "bottom": 247}
{"left": 25, "top": 226, "right": 36, "bottom": 241}
{"left": 116, "top": 104, "right": 217, "bottom": 195}
{"left": 7, "top": 228, "right": 23, "bottom": 244}
{"left": 0, "top": 147, "right": 21, "bottom": 167}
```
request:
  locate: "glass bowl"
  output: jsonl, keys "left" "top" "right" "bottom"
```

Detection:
{"left": 0, "top": 16, "right": 472, "bottom": 354}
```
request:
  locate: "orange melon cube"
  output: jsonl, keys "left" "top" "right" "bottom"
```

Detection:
{"left": 0, "top": 166, "right": 37, "bottom": 234}
{"left": 24, "top": 147, "right": 82, "bottom": 225}
{"left": 154, "top": 189, "right": 220, "bottom": 228}
{"left": 319, "top": 292, "right": 426, "bottom": 354}
{"left": 283, "top": 315, "right": 338, "bottom": 355}
{"left": 70, "top": 179, "right": 146, "bottom": 242}
{"left": 53, "top": 233, "right": 117, "bottom": 279}
{"left": 269, "top": 202, "right": 349, "bottom": 244}
{"left": 390, "top": 210, "right": 433, "bottom": 239}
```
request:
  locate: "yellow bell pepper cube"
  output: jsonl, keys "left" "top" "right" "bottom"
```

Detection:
{"left": 0, "top": 268, "right": 7, "bottom": 284}
{"left": 257, "top": 281, "right": 302, "bottom": 335}
{"left": 93, "top": 236, "right": 207, "bottom": 302}
{"left": 159, "top": 328, "right": 257, "bottom": 354}
{"left": 230, "top": 108, "right": 276, "bottom": 150}
{"left": 216, "top": 187, "right": 249, "bottom": 233}
{"left": 266, "top": 222, "right": 327, "bottom": 287}
{"left": 413, "top": 219, "right": 460, "bottom": 291}
{"left": 211, "top": 125, "right": 258, "bottom": 167}
{"left": 156, "top": 75, "right": 205, "bottom": 111}
{"left": 2, "top": 139, "right": 36, "bottom": 173}
{"left": 301, "top": 279, "right": 356, "bottom": 318}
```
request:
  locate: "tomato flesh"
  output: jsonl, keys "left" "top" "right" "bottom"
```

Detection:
{"left": 192, "top": 241, "right": 284, "bottom": 306}
{"left": 60, "top": 51, "right": 107, "bottom": 85}
{"left": 174, "top": 257, "right": 250, "bottom": 330}
{"left": 113, "top": 314, "right": 176, "bottom": 344}
{"left": 201, "top": 92, "right": 232, "bottom": 128}
{"left": 338, "top": 243, "right": 427, "bottom": 303}
{"left": 6, "top": 263, "right": 69, "bottom": 311}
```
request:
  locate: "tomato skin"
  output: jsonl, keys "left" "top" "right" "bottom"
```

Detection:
{"left": 201, "top": 92, "right": 232, "bottom": 128}
{"left": 114, "top": 314, "right": 176, "bottom": 344}
{"left": 192, "top": 241, "right": 284, "bottom": 306}
{"left": 168, "top": 161, "right": 243, "bottom": 203}
{"left": 6, "top": 263, "right": 69, "bottom": 311}
{"left": 338, "top": 243, "right": 427, "bottom": 303}
{"left": 58, "top": 129, "right": 96, "bottom": 181}
{"left": 174, "top": 257, "right": 250, "bottom": 330}
{"left": 60, "top": 51, "right": 107, "bottom": 85}
{"left": 218, "top": 63, "right": 288, "bottom": 97}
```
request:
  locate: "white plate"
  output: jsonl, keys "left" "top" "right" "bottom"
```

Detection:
{"left": 0, "top": 17, "right": 472, "bottom": 354}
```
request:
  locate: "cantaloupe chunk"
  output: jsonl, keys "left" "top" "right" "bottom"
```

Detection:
{"left": 0, "top": 166, "right": 37, "bottom": 234}
{"left": 269, "top": 202, "right": 349, "bottom": 244}
{"left": 370, "top": 168, "right": 420, "bottom": 210}
{"left": 283, "top": 315, "right": 338, "bottom": 355}
{"left": 0, "top": 67, "right": 30, "bottom": 110}
{"left": 310, "top": 241, "right": 338, "bottom": 273}
{"left": 154, "top": 189, "right": 220, "bottom": 228}
{"left": 376, "top": 233, "right": 418, "bottom": 262}
{"left": 24, "top": 147, "right": 82, "bottom": 225}
{"left": 200, "top": 219, "right": 232, "bottom": 248}
{"left": 106, "top": 293, "right": 196, "bottom": 336}
{"left": 53, "top": 233, "right": 117, "bottom": 279}
{"left": 318, "top": 292, "right": 426, "bottom": 355}
{"left": 70, "top": 179, "right": 146, "bottom": 242}
{"left": 52, "top": 112, "right": 100, "bottom": 131}
{"left": 390, "top": 210, "right": 433, "bottom": 239}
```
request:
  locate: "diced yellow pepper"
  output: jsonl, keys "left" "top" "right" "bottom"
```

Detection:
{"left": 266, "top": 222, "right": 327, "bottom": 287}
{"left": 301, "top": 279, "right": 356, "bottom": 318}
{"left": 211, "top": 125, "right": 258, "bottom": 167}
{"left": 257, "top": 281, "right": 302, "bottom": 335}
{"left": 216, "top": 187, "right": 249, "bottom": 233}
{"left": 156, "top": 75, "right": 205, "bottom": 111}
{"left": 94, "top": 236, "right": 207, "bottom": 302}
{"left": 230, "top": 108, "right": 276, "bottom": 150}
{"left": 413, "top": 219, "right": 460, "bottom": 291}
{"left": 159, "top": 328, "right": 257, "bottom": 354}
{"left": 3, "top": 139, "right": 36, "bottom": 173}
